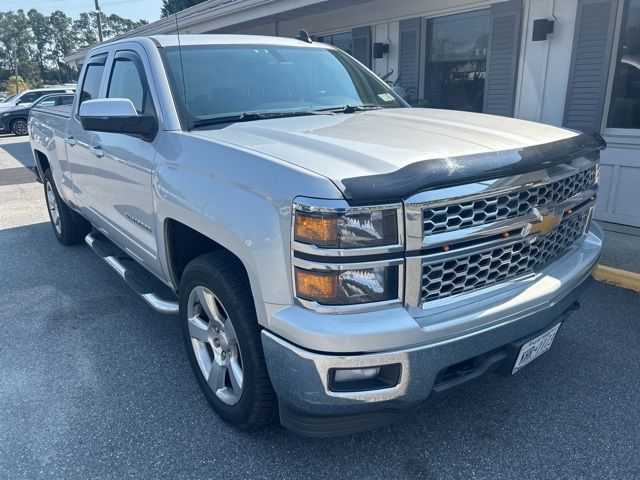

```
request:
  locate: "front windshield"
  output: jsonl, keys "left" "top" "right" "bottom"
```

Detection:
{"left": 1, "top": 94, "right": 17, "bottom": 103}
{"left": 162, "top": 44, "right": 404, "bottom": 126}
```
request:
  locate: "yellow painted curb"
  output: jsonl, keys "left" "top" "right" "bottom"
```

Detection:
{"left": 593, "top": 265, "right": 640, "bottom": 292}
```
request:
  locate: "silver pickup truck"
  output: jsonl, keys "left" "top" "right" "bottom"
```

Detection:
{"left": 29, "top": 34, "right": 604, "bottom": 437}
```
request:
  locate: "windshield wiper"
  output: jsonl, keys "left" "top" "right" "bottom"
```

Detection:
{"left": 316, "top": 104, "right": 383, "bottom": 114}
{"left": 191, "top": 110, "right": 331, "bottom": 129}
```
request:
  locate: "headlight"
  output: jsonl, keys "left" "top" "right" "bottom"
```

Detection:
{"left": 294, "top": 207, "right": 399, "bottom": 249}
{"left": 294, "top": 265, "right": 399, "bottom": 305}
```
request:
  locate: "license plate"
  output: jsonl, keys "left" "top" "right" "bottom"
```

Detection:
{"left": 512, "top": 323, "right": 561, "bottom": 374}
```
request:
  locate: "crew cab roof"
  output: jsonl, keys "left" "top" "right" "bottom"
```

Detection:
{"left": 149, "top": 34, "right": 327, "bottom": 49}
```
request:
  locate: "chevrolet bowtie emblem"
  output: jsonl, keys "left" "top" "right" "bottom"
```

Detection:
{"left": 529, "top": 210, "right": 562, "bottom": 236}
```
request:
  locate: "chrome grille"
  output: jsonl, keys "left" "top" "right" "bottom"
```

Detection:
{"left": 422, "top": 166, "right": 597, "bottom": 235}
{"left": 421, "top": 212, "right": 590, "bottom": 302}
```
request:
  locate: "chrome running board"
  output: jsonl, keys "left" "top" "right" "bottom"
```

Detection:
{"left": 85, "top": 232, "right": 179, "bottom": 314}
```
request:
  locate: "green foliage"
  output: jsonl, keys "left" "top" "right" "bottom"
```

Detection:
{"left": 0, "top": 8, "right": 147, "bottom": 87}
{"left": 161, "top": 0, "right": 208, "bottom": 17}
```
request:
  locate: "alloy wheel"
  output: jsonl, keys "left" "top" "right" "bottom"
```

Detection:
{"left": 45, "top": 181, "right": 61, "bottom": 235}
{"left": 12, "top": 120, "right": 28, "bottom": 136}
{"left": 187, "top": 286, "right": 244, "bottom": 405}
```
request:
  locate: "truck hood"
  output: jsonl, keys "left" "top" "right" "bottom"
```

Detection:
{"left": 189, "top": 108, "right": 603, "bottom": 203}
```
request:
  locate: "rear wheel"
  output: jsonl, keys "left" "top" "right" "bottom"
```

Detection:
{"left": 11, "top": 119, "right": 28, "bottom": 136}
{"left": 43, "top": 169, "right": 90, "bottom": 245}
{"left": 180, "top": 251, "right": 277, "bottom": 429}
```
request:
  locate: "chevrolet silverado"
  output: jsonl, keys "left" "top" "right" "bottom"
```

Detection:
{"left": 28, "top": 34, "right": 605, "bottom": 437}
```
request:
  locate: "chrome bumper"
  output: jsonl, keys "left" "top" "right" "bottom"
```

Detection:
{"left": 262, "top": 225, "right": 602, "bottom": 430}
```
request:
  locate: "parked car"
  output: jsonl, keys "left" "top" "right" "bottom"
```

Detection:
{"left": 0, "top": 87, "right": 75, "bottom": 111}
{"left": 28, "top": 35, "right": 605, "bottom": 437}
{"left": 1, "top": 93, "right": 74, "bottom": 136}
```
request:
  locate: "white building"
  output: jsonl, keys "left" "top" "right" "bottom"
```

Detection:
{"left": 65, "top": 0, "right": 640, "bottom": 228}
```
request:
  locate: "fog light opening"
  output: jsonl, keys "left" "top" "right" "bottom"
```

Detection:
{"left": 334, "top": 367, "right": 380, "bottom": 383}
{"left": 329, "top": 364, "right": 401, "bottom": 392}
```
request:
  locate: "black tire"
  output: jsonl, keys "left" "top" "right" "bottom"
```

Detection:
{"left": 43, "top": 169, "right": 90, "bottom": 245}
{"left": 11, "top": 118, "right": 28, "bottom": 136}
{"left": 180, "top": 251, "right": 277, "bottom": 430}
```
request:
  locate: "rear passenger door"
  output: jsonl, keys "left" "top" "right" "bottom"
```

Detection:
{"left": 88, "top": 46, "right": 160, "bottom": 270}
{"left": 66, "top": 53, "right": 108, "bottom": 210}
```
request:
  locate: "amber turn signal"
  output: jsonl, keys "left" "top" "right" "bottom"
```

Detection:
{"left": 294, "top": 213, "right": 338, "bottom": 247}
{"left": 295, "top": 268, "right": 339, "bottom": 301}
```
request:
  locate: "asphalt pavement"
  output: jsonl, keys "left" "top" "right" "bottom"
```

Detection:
{"left": 1, "top": 133, "right": 639, "bottom": 480}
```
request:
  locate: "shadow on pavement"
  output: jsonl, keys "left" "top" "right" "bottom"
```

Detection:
{"left": 0, "top": 135, "right": 34, "bottom": 167}
{"left": 0, "top": 220, "right": 639, "bottom": 479}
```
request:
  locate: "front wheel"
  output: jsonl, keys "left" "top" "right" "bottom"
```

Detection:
{"left": 43, "top": 169, "right": 90, "bottom": 245}
{"left": 11, "top": 119, "right": 28, "bottom": 136}
{"left": 180, "top": 251, "right": 277, "bottom": 430}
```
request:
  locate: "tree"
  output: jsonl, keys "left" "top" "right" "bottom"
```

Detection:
{"left": 3, "top": 75, "right": 30, "bottom": 95}
{"left": 0, "top": 8, "right": 147, "bottom": 87}
{"left": 74, "top": 12, "right": 98, "bottom": 48}
{"left": 48, "top": 10, "right": 76, "bottom": 84}
{"left": 100, "top": 13, "right": 147, "bottom": 38}
{"left": 161, "top": 0, "right": 208, "bottom": 17}
{"left": 27, "top": 9, "right": 53, "bottom": 81}
{"left": 0, "top": 10, "right": 39, "bottom": 86}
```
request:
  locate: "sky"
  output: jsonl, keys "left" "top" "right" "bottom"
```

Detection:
{"left": 0, "top": 0, "right": 163, "bottom": 22}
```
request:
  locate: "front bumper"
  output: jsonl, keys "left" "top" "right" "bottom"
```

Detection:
{"left": 262, "top": 225, "right": 603, "bottom": 436}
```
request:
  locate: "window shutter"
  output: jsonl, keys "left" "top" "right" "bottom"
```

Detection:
{"left": 398, "top": 18, "right": 422, "bottom": 103}
{"left": 483, "top": 0, "right": 523, "bottom": 117}
{"left": 563, "top": 0, "right": 619, "bottom": 132}
{"left": 352, "top": 26, "right": 372, "bottom": 68}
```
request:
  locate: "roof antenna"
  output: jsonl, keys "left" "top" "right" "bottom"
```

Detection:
{"left": 296, "top": 29, "right": 312, "bottom": 43}
{"left": 174, "top": 12, "right": 191, "bottom": 131}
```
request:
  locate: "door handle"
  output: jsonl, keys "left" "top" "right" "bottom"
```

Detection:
{"left": 65, "top": 135, "right": 76, "bottom": 147}
{"left": 90, "top": 145, "right": 104, "bottom": 158}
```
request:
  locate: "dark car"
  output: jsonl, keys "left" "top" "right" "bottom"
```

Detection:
{"left": 0, "top": 93, "right": 74, "bottom": 136}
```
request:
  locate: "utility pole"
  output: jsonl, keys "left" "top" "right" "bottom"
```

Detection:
{"left": 94, "top": 0, "right": 104, "bottom": 42}
{"left": 13, "top": 45, "right": 18, "bottom": 95}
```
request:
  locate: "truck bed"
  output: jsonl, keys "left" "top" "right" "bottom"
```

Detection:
{"left": 31, "top": 104, "right": 72, "bottom": 119}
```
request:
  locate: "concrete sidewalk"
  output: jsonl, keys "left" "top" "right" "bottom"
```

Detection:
{"left": 598, "top": 221, "right": 640, "bottom": 274}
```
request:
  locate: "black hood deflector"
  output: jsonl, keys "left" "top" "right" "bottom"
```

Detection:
{"left": 341, "top": 132, "right": 606, "bottom": 205}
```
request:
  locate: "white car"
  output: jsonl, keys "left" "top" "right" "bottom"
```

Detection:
{"left": 0, "top": 87, "right": 75, "bottom": 111}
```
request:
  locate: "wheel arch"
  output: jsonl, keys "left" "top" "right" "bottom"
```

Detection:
{"left": 164, "top": 218, "right": 251, "bottom": 292}
{"left": 33, "top": 149, "right": 50, "bottom": 175}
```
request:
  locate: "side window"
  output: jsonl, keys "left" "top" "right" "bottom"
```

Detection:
{"left": 19, "top": 92, "right": 40, "bottom": 104}
{"left": 60, "top": 96, "right": 74, "bottom": 106}
{"left": 107, "top": 54, "right": 151, "bottom": 114}
{"left": 79, "top": 55, "right": 107, "bottom": 107}
{"left": 38, "top": 98, "right": 57, "bottom": 107}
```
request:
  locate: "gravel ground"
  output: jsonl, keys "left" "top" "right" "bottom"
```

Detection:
{"left": 1, "top": 134, "right": 639, "bottom": 480}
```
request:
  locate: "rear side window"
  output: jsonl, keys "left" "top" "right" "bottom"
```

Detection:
{"left": 79, "top": 56, "right": 107, "bottom": 106}
{"left": 38, "top": 98, "right": 57, "bottom": 107}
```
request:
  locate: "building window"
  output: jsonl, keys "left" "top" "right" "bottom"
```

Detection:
{"left": 316, "top": 32, "right": 353, "bottom": 56}
{"left": 607, "top": 0, "right": 640, "bottom": 129}
{"left": 424, "top": 9, "right": 489, "bottom": 112}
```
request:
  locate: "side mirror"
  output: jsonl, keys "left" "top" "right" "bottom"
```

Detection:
{"left": 79, "top": 98, "right": 156, "bottom": 140}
